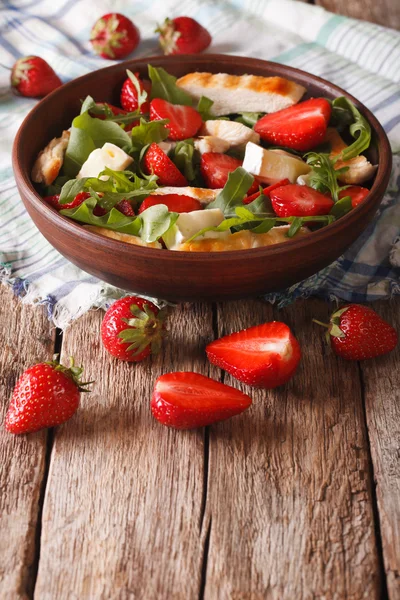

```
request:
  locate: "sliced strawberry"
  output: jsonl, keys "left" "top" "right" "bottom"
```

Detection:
{"left": 45, "top": 192, "right": 107, "bottom": 215}
{"left": 150, "top": 98, "right": 202, "bottom": 141}
{"left": 143, "top": 143, "right": 188, "bottom": 187}
{"left": 200, "top": 153, "right": 240, "bottom": 189}
{"left": 339, "top": 186, "right": 369, "bottom": 208}
{"left": 270, "top": 184, "right": 334, "bottom": 217}
{"left": 120, "top": 72, "right": 151, "bottom": 113}
{"left": 151, "top": 371, "right": 252, "bottom": 429}
{"left": 254, "top": 98, "right": 332, "bottom": 152}
{"left": 139, "top": 194, "right": 202, "bottom": 214}
{"left": 243, "top": 178, "right": 290, "bottom": 205}
{"left": 206, "top": 322, "right": 301, "bottom": 389}
{"left": 116, "top": 199, "right": 135, "bottom": 216}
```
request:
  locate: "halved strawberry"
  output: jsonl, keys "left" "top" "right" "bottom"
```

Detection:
{"left": 143, "top": 143, "right": 188, "bottom": 187}
{"left": 270, "top": 184, "right": 334, "bottom": 217}
{"left": 339, "top": 186, "right": 369, "bottom": 208}
{"left": 200, "top": 152, "right": 258, "bottom": 192}
{"left": 120, "top": 72, "right": 151, "bottom": 113}
{"left": 44, "top": 192, "right": 109, "bottom": 216}
{"left": 151, "top": 371, "right": 252, "bottom": 429}
{"left": 150, "top": 98, "right": 202, "bottom": 141}
{"left": 254, "top": 98, "right": 332, "bottom": 152}
{"left": 243, "top": 178, "right": 290, "bottom": 205}
{"left": 206, "top": 322, "right": 301, "bottom": 389}
{"left": 139, "top": 194, "right": 202, "bottom": 214}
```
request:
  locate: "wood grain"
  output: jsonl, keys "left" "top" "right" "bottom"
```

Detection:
{"left": 315, "top": 0, "right": 400, "bottom": 30}
{"left": 360, "top": 299, "right": 400, "bottom": 599}
{"left": 203, "top": 299, "right": 381, "bottom": 599}
{"left": 34, "top": 303, "right": 214, "bottom": 599}
{"left": 0, "top": 286, "right": 54, "bottom": 599}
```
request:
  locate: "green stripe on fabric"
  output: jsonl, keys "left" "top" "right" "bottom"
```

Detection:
{"left": 316, "top": 15, "right": 347, "bottom": 45}
{"left": 272, "top": 42, "right": 313, "bottom": 65}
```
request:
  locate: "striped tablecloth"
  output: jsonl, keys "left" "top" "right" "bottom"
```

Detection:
{"left": 1, "top": 0, "right": 399, "bottom": 328}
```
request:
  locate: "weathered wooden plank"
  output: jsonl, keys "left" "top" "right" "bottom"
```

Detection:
{"left": 203, "top": 299, "right": 381, "bottom": 599}
{"left": 34, "top": 303, "right": 213, "bottom": 599}
{"left": 315, "top": 0, "right": 400, "bottom": 30}
{"left": 0, "top": 286, "right": 54, "bottom": 599}
{"left": 360, "top": 299, "right": 400, "bottom": 599}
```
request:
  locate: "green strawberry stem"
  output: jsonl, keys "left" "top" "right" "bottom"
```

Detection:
{"left": 312, "top": 319, "right": 329, "bottom": 328}
{"left": 46, "top": 355, "right": 93, "bottom": 392}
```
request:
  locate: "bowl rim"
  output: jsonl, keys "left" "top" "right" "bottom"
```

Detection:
{"left": 13, "top": 53, "right": 392, "bottom": 264}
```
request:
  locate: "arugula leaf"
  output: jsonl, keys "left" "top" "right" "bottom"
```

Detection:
{"left": 235, "top": 112, "right": 263, "bottom": 127}
{"left": 60, "top": 196, "right": 142, "bottom": 235}
{"left": 131, "top": 118, "right": 170, "bottom": 154}
{"left": 80, "top": 95, "right": 96, "bottom": 114}
{"left": 139, "top": 204, "right": 179, "bottom": 243}
{"left": 63, "top": 110, "right": 133, "bottom": 177}
{"left": 305, "top": 152, "right": 349, "bottom": 202}
{"left": 170, "top": 139, "right": 199, "bottom": 182}
{"left": 197, "top": 96, "right": 214, "bottom": 120}
{"left": 208, "top": 167, "right": 254, "bottom": 215}
{"left": 187, "top": 208, "right": 335, "bottom": 242}
{"left": 64, "top": 126, "right": 96, "bottom": 177}
{"left": 330, "top": 195, "right": 353, "bottom": 218}
{"left": 59, "top": 178, "right": 90, "bottom": 204}
{"left": 331, "top": 97, "right": 371, "bottom": 160}
{"left": 148, "top": 65, "right": 192, "bottom": 106}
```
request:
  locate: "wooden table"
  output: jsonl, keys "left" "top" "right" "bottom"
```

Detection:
{"left": 1, "top": 3, "right": 399, "bottom": 600}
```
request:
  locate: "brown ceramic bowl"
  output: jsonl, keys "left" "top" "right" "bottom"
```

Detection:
{"left": 13, "top": 54, "right": 391, "bottom": 301}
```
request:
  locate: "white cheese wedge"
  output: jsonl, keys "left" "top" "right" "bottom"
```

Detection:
{"left": 77, "top": 143, "right": 133, "bottom": 180}
{"left": 242, "top": 142, "right": 311, "bottom": 184}
{"left": 194, "top": 136, "right": 230, "bottom": 155}
{"left": 176, "top": 72, "right": 306, "bottom": 117}
{"left": 150, "top": 186, "right": 222, "bottom": 205}
{"left": 162, "top": 208, "right": 228, "bottom": 250}
{"left": 200, "top": 120, "right": 259, "bottom": 148}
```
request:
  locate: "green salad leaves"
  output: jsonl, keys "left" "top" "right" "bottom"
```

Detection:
{"left": 331, "top": 97, "right": 371, "bottom": 160}
{"left": 148, "top": 65, "right": 192, "bottom": 106}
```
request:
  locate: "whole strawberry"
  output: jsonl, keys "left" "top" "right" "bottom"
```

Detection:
{"left": 315, "top": 305, "right": 398, "bottom": 360}
{"left": 11, "top": 56, "right": 62, "bottom": 98}
{"left": 90, "top": 13, "right": 140, "bottom": 60}
{"left": 156, "top": 17, "right": 211, "bottom": 55}
{"left": 101, "top": 296, "right": 167, "bottom": 362}
{"left": 5, "top": 357, "right": 90, "bottom": 434}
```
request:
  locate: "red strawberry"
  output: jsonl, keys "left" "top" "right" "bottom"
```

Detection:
{"left": 201, "top": 153, "right": 240, "bottom": 189}
{"left": 156, "top": 17, "right": 212, "bottom": 56}
{"left": 44, "top": 192, "right": 108, "bottom": 216}
{"left": 150, "top": 98, "right": 202, "bottom": 140}
{"left": 11, "top": 56, "right": 62, "bottom": 98}
{"left": 116, "top": 199, "right": 135, "bottom": 216}
{"left": 243, "top": 178, "right": 290, "bottom": 205}
{"left": 4, "top": 357, "right": 91, "bottom": 434}
{"left": 101, "top": 296, "right": 167, "bottom": 362}
{"left": 254, "top": 98, "right": 332, "bottom": 152}
{"left": 120, "top": 72, "right": 151, "bottom": 113}
{"left": 151, "top": 372, "right": 251, "bottom": 429}
{"left": 339, "top": 186, "right": 369, "bottom": 208}
{"left": 270, "top": 184, "right": 334, "bottom": 217}
{"left": 206, "top": 322, "right": 301, "bottom": 389}
{"left": 314, "top": 305, "right": 398, "bottom": 361}
{"left": 139, "top": 194, "right": 202, "bottom": 214}
{"left": 90, "top": 13, "right": 140, "bottom": 60}
{"left": 143, "top": 143, "right": 188, "bottom": 187}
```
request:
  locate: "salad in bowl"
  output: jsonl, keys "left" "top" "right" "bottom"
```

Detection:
{"left": 31, "top": 64, "right": 377, "bottom": 253}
